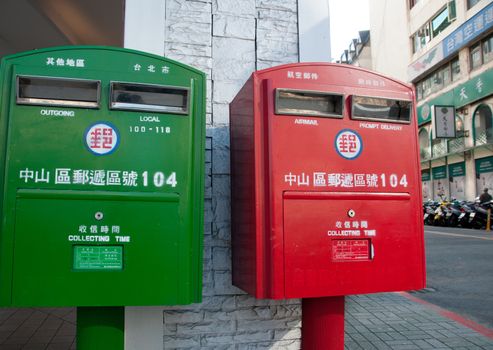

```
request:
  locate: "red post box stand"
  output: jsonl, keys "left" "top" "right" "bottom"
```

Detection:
{"left": 302, "top": 296, "right": 345, "bottom": 350}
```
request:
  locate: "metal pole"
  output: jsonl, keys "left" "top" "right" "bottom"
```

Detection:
{"left": 487, "top": 208, "right": 491, "bottom": 231}
{"left": 77, "top": 306, "right": 124, "bottom": 350}
{"left": 302, "top": 296, "right": 345, "bottom": 350}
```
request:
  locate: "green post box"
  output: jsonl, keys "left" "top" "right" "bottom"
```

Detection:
{"left": 0, "top": 46, "right": 205, "bottom": 308}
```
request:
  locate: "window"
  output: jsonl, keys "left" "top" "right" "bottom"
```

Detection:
{"left": 275, "top": 89, "right": 344, "bottom": 118}
{"left": 413, "top": 24, "right": 431, "bottom": 53}
{"left": 467, "top": 0, "right": 482, "bottom": 10}
{"left": 415, "top": 58, "right": 459, "bottom": 101}
{"left": 411, "top": 3, "right": 455, "bottom": 54}
{"left": 474, "top": 105, "right": 493, "bottom": 145}
{"left": 419, "top": 128, "right": 431, "bottom": 160}
{"left": 469, "top": 33, "right": 493, "bottom": 71}
{"left": 483, "top": 35, "right": 493, "bottom": 63}
{"left": 431, "top": 7, "right": 451, "bottom": 37}
{"left": 451, "top": 57, "right": 461, "bottom": 81}
{"left": 470, "top": 43, "right": 482, "bottom": 70}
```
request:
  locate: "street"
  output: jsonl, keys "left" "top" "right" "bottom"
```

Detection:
{"left": 415, "top": 226, "right": 493, "bottom": 329}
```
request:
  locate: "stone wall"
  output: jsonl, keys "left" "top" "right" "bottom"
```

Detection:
{"left": 162, "top": 0, "right": 300, "bottom": 348}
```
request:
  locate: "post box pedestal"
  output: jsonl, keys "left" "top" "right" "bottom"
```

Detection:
{"left": 77, "top": 307, "right": 124, "bottom": 350}
{"left": 302, "top": 296, "right": 345, "bottom": 350}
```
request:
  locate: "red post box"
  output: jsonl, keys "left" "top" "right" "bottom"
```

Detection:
{"left": 230, "top": 63, "right": 425, "bottom": 300}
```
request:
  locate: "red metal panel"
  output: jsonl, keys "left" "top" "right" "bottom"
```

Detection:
{"left": 230, "top": 63, "right": 425, "bottom": 299}
{"left": 283, "top": 192, "right": 422, "bottom": 298}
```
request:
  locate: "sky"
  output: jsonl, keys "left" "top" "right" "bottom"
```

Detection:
{"left": 329, "top": 0, "right": 370, "bottom": 62}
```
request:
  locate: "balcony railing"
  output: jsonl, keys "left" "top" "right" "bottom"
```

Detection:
{"left": 475, "top": 129, "right": 493, "bottom": 146}
{"left": 448, "top": 137, "right": 465, "bottom": 153}
{"left": 432, "top": 141, "right": 448, "bottom": 157}
{"left": 420, "top": 148, "right": 431, "bottom": 160}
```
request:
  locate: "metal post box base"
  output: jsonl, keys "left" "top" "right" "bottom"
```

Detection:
{"left": 77, "top": 306, "right": 124, "bottom": 350}
{"left": 302, "top": 296, "right": 345, "bottom": 350}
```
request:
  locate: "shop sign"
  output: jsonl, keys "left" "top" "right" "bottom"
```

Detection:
{"left": 453, "top": 68, "right": 493, "bottom": 108}
{"left": 443, "top": 2, "right": 493, "bottom": 58}
{"left": 421, "top": 170, "right": 431, "bottom": 181}
{"left": 475, "top": 156, "right": 493, "bottom": 174}
{"left": 432, "top": 166, "right": 447, "bottom": 180}
{"left": 449, "top": 162, "right": 465, "bottom": 177}
{"left": 433, "top": 105, "right": 456, "bottom": 138}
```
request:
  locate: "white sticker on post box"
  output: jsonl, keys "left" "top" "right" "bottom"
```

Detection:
{"left": 332, "top": 239, "right": 370, "bottom": 262}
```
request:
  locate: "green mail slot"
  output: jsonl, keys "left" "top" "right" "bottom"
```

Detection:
{"left": 0, "top": 46, "right": 205, "bottom": 307}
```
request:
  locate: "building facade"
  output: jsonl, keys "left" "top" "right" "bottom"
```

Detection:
{"left": 370, "top": 0, "right": 493, "bottom": 202}
{"left": 337, "top": 30, "right": 372, "bottom": 69}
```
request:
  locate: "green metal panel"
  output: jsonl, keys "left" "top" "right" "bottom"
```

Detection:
{"left": 0, "top": 46, "right": 205, "bottom": 307}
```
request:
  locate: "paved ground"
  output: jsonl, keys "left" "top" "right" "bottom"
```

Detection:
{"left": 345, "top": 293, "right": 493, "bottom": 350}
{"left": 0, "top": 293, "right": 491, "bottom": 349}
{"left": 0, "top": 308, "right": 75, "bottom": 350}
{"left": 422, "top": 226, "right": 493, "bottom": 328}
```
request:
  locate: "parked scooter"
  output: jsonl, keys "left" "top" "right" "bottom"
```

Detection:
{"left": 432, "top": 198, "right": 450, "bottom": 227}
{"left": 445, "top": 200, "right": 462, "bottom": 227}
{"left": 469, "top": 199, "right": 493, "bottom": 229}
{"left": 423, "top": 200, "right": 438, "bottom": 225}
{"left": 457, "top": 201, "right": 475, "bottom": 228}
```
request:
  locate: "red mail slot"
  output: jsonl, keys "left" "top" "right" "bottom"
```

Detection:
{"left": 230, "top": 63, "right": 425, "bottom": 299}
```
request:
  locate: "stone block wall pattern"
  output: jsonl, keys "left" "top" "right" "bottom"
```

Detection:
{"left": 161, "top": 0, "right": 300, "bottom": 348}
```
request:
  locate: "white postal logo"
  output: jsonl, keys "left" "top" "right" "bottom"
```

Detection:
{"left": 335, "top": 129, "right": 362, "bottom": 160}
{"left": 85, "top": 122, "right": 119, "bottom": 156}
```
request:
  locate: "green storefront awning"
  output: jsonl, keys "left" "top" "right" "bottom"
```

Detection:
{"left": 417, "top": 68, "right": 493, "bottom": 125}
{"left": 417, "top": 91, "right": 454, "bottom": 125}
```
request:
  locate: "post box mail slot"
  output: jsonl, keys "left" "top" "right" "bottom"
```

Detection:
{"left": 230, "top": 63, "right": 425, "bottom": 299}
{"left": 0, "top": 46, "right": 205, "bottom": 307}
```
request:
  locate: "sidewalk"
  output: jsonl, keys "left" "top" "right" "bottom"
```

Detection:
{"left": 345, "top": 293, "right": 493, "bottom": 350}
{"left": 0, "top": 292, "right": 492, "bottom": 349}
{"left": 0, "top": 308, "right": 75, "bottom": 350}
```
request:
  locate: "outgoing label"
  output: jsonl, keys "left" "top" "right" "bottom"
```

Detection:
{"left": 332, "top": 239, "right": 370, "bottom": 262}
